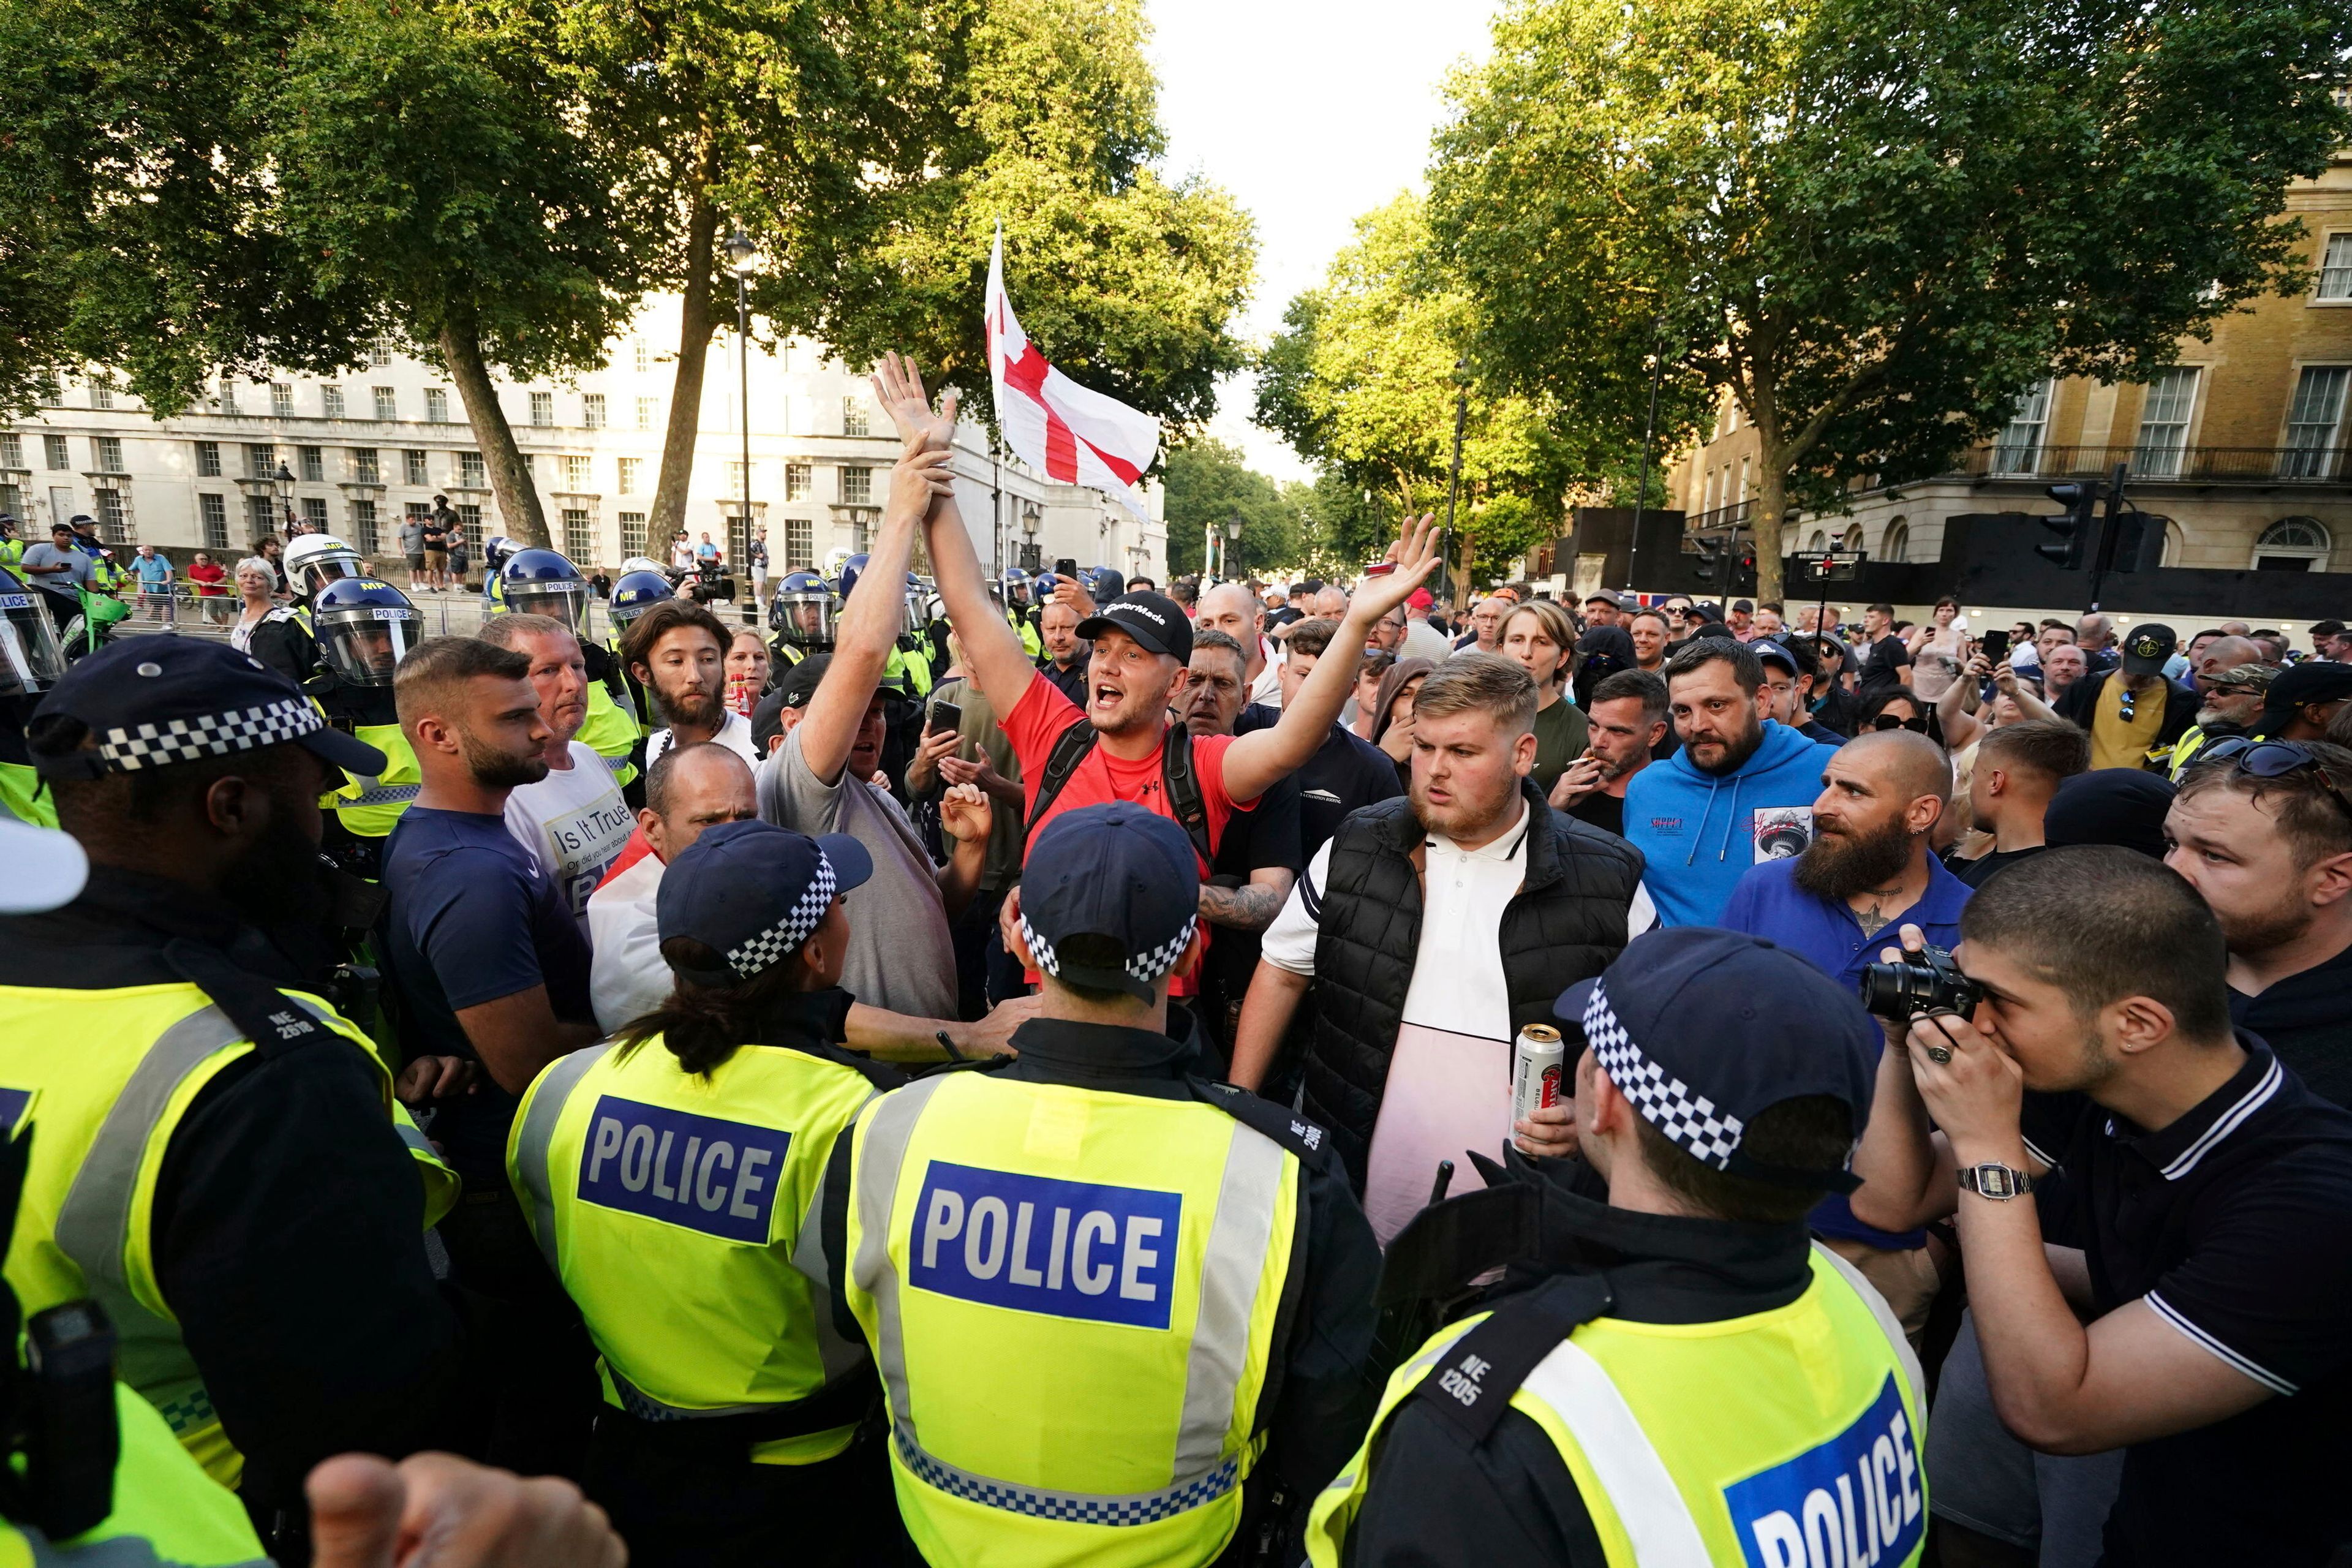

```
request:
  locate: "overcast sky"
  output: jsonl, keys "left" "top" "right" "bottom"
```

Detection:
{"left": 1146, "top": 0, "right": 1499, "bottom": 482}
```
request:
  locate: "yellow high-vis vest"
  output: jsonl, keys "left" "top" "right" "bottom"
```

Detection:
{"left": 0, "top": 982, "right": 455, "bottom": 1487}
{"left": 0, "top": 1383, "right": 270, "bottom": 1567}
{"left": 1306, "top": 1245, "right": 1926, "bottom": 1568}
{"left": 508, "top": 1033, "right": 881, "bottom": 1464}
{"left": 576, "top": 679, "right": 642, "bottom": 791}
{"left": 325, "top": 721, "right": 421, "bottom": 840}
{"left": 839, "top": 1069, "right": 1302, "bottom": 1568}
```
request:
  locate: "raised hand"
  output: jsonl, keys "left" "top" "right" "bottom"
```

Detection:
{"left": 883, "top": 447, "right": 958, "bottom": 534}
{"left": 872, "top": 350, "right": 960, "bottom": 455}
{"left": 1344, "top": 513, "right": 1445, "bottom": 630}
{"left": 939, "top": 780, "right": 993, "bottom": 845}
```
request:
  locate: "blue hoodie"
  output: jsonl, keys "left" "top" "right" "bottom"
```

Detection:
{"left": 1623, "top": 719, "right": 1844, "bottom": 926}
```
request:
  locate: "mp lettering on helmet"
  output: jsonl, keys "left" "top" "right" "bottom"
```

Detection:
{"left": 1721, "top": 1374, "right": 1923, "bottom": 1568}
{"left": 576, "top": 1096, "right": 791, "bottom": 1244}
{"left": 910, "top": 1161, "right": 1182, "bottom": 1330}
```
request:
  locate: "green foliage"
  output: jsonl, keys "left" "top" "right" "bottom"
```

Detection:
{"left": 1285, "top": 472, "right": 1390, "bottom": 581}
{"left": 1162, "top": 439, "right": 1298, "bottom": 577}
{"left": 1430, "top": 0, "right": 2352, "bottom": 597}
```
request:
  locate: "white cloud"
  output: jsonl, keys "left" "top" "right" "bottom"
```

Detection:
{"left": 1146, "top": 0, "right": 1498, "bottom": 484}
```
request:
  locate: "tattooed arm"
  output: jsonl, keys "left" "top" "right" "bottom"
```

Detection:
{"left": 1200, "top": 868, "right": 1297, "bottom": 934}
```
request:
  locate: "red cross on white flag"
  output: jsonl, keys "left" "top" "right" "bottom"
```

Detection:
{"left": 986, "top": 225, "right": 1161, "bottom": 507}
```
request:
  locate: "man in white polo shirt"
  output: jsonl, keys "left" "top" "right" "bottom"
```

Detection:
{"left": 481, "top": 613, "right": 633, "bottom": 934}
{"left": 1229, "top": 654, "right": 1651, "bottom": 1242}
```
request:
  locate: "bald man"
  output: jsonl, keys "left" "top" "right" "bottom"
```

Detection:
{"left": 1717, "top": 726, "right": 1971, "bottom": 1335}
{"left": 2190, "top": 635, "right": 2264, "bottom": 695}
{"left": 1196, "top": 581, "right": 1282, "bottom": 707}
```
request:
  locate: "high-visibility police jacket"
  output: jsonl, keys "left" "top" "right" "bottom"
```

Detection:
{"left": 1009, "top": 607, "right": 1043, "bottom": 662}
{"left": 0, "top": 538, "right": 21, "bottom": 567}
{"left": 1306, "top": 1228, "right": 1925, "bottom": 1568}
{"left": 1, "top": 1382, "right": 271, "bottom": 1567}
{"left": 887, "top": 640, "right": 934, "bottom": 700}
{"left": 2166, "top": 722, "right": 2247, "bottom": 781}
{"left": 328, "top": 720, "right": 422, "bottom": 842}
{"left": 576, "top": 663, "right": 642, "bottom": 791}
{"left": 508, "top": 992, "right": 896, "bottom": 1466}
{"left": 0, "top": 702, "right": 54, "bottom": 830}
{"left": 0, "top": 883, "right": 459, "bottom": 1487}
{"left": 826, "top": 1019, "right": 1380, "bottom": 1568}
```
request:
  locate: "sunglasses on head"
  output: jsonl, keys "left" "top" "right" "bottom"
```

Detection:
{"left": 1872, "top": 713, "right": 1929, "bottom": 733}
{"left": 2193, "top": 737, "right": 2352, "bottom": 819}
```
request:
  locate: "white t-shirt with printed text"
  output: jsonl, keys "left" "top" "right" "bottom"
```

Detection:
{"left": 502, "top": 741, "right": 636, "bottom": 935}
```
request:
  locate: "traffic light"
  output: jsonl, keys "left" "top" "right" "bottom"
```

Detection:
{"left": 1691, "top": 537, "right": 1721, "bottom": 584}
{"left": 2037, "top": 481, "right": 2102, "bottom": 570}
{"left": 2109, "top": 512, "right": 2167, "bottom": 574}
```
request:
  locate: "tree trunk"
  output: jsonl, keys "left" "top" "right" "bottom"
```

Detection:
{"left": 439, "top": 316, "right": 547, "bottom": 548}
{"left": 1752, "top": 455, "right": 1788, "bottom": 605}
{"left": 649, "top": 181, "right": 720, "bottom": 551}
{"left": 1455, "top": 526, "right": 1476, "bottom": 610}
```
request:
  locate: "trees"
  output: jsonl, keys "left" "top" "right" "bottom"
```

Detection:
{"left": 1430, "top": 0, "right": 2352, "bottom": 600}
{"left": 1162, "top": 440, "right": 1298, "bottom": 578}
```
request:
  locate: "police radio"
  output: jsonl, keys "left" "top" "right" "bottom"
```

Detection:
{"left": 0, "top": 1128, "right": 122, "bottom": 1542}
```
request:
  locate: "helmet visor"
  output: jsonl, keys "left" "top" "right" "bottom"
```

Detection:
{"left": 320, "top": 607, "right": 419, "bottom": 687}
{"left": 0, "top": 595, "right": 68, "bottom": 695}
{"left": 774, "top": 594, "right": 837, "bottom": 649}
{"left": 295, "top": 552, "right": 366, "bottom": 600}
{"left": 507, "top": 579, "right": 589, "bottom": 633}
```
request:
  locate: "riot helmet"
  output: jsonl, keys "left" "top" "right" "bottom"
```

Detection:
{"left": 500, "top": 547, "right": 590, "bottom": 633}
{"left": 482, "top": 536, "right": 519, "bottom": 579}
{"left": 768, "top": 568, "right": 838, "bottom": 651}
{"left": 1001, "top": 565, "right": 1035, "bottom": 610}
{"left": 609, "top": 569, "right": 674, "bottom": 630}
{"left": 314, "top": 576, "right": 422, "bottom": 688}
{"left": 619, "top": 555, "right": 668, "bottom": 578}
{"left": 0, "top": 567, "right": 67, "bottom": 696}
{"left": 281, "top": 533, "right": 367, "bottom": 601}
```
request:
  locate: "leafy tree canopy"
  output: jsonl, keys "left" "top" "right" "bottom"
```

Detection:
{"left": 1163, "top": 438, "right": 1298, "bottom": 577}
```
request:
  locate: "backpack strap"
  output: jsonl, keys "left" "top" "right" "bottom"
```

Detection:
{"left": 1023, "top": 716, "right": 1103, "bottom": 848}
{"left": 1160, "top": 726, "right": 1215, "bottom": 869}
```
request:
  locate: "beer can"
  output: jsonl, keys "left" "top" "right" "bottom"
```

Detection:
{"left": 1512, "top": 1024, "right": 1565, "bottom": 1124}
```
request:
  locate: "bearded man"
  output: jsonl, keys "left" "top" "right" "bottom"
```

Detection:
{"left": 1716, "top": 727, "right": 1972, "bottom": 1339}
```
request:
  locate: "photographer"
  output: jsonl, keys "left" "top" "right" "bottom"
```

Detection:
{"left": 1850, "top": 848, "right": 2352, "bottom": 1567}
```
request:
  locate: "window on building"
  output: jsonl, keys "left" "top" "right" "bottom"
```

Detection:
{"left": 850, "top": 515, "right": 870, "bottom": 552}
{"left": 1991, "top": 379, "right": 2054, "bottom": 473}
{"left": 92, "top": 437, "right": 124, "bottom": 473}
{"left": 783, "top": 516, "right": 813, "bottom": 568}
{"left": 270, "top": 382, "right": 293, "bottom": 418}
{"left": 301, "top": 497, "right": 329, "bottom": 531}
{"left": 34, "top": 377, "right": 58, "bottom": 407}
{"left": 352, "top": 448, "right": 380, "bottom": 484}
{"left": 726, "top": 461, "right": 748, "bottom": 497}
{"left": 840, "top": 466, "right": 871, "bottom": 505}
{"left": 247, "top": 495, "right": 276, "bottom": 539}
{"left": 0, "top": 434, "right": 20, "bottom": 469}
{"left": 2280, "top": 366, "right": 2350, "bottom": 478}
{"left": 530, "top": 391, "right": 554, "bottom": 428}
{"left": 2133, "top": 368, "right": 2200, "bottom": 478}
{"left": 562, "top": 454, "right": 591, "bottom": 491}
{"left": 636, "top": 396, "right": 657, "bottom": 431}
{"left": 90, "top": 376, "right": 115, "bottom": 411}
{"left": 581, "top": 394, "right": 606, "bottom": 430}
{"left": 322, "top": 385, "right": 345, "bottom": 419}
{"left": 404, "top": 449, "right": 429, "bottom": 486}
{"left": 94, "top": 490, "right": 130, "bottom": 544}
{"left": 424, "top": 388, "right": 449, "bottom": 423}
{"left": 458, "top": 503, "right": 482, "bottom": 536}
{"left": 300, "top": 445, "right": 325, "bottom": 483}
{"left": 219, "top": 382, "right": 239, "bottom": 416}
{"left": 372, "top": 386, "right": 398, "bottom": 421}
{"left": 199, "top": 494, "right": 228, "bottom": 551}
{"left": 350, "top": 499, "right": 379, "bottom": 556}
{"left": 616, "top": 457, "right": 641, "bottom": 494}
{"left": 726, "top": 513, "right": 752, "bottom": 570}
{"left": 1881, "top": 519, "right": 1910, "bottom": 562}
{"left": 368, "top": 335, "right": 395, "bottom": 368}
{"left": 842, "top": 397, "right": 870, "bottom": 437}
{"left": 2318, "top": 234, "right": 2352, "bottom": 303}
{"left": 459, "top": 451, "right": 486, "bottom": 488}
{"left": 2253, "top": 516, "right": 2332, "bottom": 572}
{"left": 633, "top": 339, "right": 649, "bottom": 374}
{"left": 785, "top": 462, "right": 812, "bottom": 502}
{"left": 0, "top": 483, "right": 15, "bottom": 521}
{"left": 619, "top": 511, "right": 647, "bottom": 558}
{"left": 563, "top": 508, "right": 594, "bottom": 562}
{"left": 43, "top": 434, "right": 70, "bottom": 471}
{"left": 246, "top": 443, "right": 276, "bottom": 480}
{"left": 522, "top": 453, "right": 537, "bottom": 477}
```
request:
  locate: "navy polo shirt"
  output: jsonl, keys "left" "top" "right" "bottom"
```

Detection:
{"left": 1719, "top": 851, "right": 1972, "bottom": 1247}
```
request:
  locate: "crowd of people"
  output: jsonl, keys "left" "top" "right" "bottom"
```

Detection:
{"left": 0, "top": 355, "right": 2348, "bottom": 1567}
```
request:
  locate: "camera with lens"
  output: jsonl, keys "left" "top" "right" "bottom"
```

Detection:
{"left": 1860, "top": 944, "right": 1983, "bottom": 1021}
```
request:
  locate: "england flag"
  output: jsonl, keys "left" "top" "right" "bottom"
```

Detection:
{"left": 985, "top": 225, "right": 1161, "bottom": 508}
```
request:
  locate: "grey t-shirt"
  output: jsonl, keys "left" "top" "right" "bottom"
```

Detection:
{"left": 20, "top": 543, "right": 90, "bottom": 600}
{"left": 756, "top": 725, "right": 959, "bottom": 1020}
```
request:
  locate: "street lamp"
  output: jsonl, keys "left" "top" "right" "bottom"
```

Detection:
{"left": 1224, "top": 513, "right": 1243, "bottom": 581}
{"left": 726, "top": 228, "right": 760, "bottom": 616}
{"left": 273, "top": 462, "right": 298, "bottom": 536}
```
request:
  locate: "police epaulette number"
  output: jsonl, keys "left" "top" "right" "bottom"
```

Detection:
{"left": 1188, "top": 1079, "right": 1328, "bottom": 1162}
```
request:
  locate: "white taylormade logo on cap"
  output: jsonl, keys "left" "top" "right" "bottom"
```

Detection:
{"left": 1114, "top": 603, "right": 1167, "bottom": 627}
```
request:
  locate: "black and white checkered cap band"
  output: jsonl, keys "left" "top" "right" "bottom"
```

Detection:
{"left": 1019, "top": 913, "right": 1200, "bottom": 986}
{"left": 724, "top": 854, "right": 837, "bottom": 978}
{"left": 1583, "top": 980, "right": 1745, "bottom": 1170}
{"left": 98, "top": 697, "right": 325, "bottom": 772}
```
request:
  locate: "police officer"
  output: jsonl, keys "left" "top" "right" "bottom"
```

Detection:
{"left": 481, "top": 537, "right": 519, "bottom": 609}
{"left": 1000, "top": 565, "right": 1044, "bottom": 662}
{"left": 835, "top": 554, "right": 931, "bottom": 701}
{"left": 1305, "top": 927, "right": 1926, "bottom": 1568}
{"left": 0, "top": 638, "right": 465, "bottom": 1548}
{"left": 308, "top": 575, "right": 426, "bottom": 880}
{"left": 767, "top": 569, "right": 837, "bottom": 673}
{"left": 0, "top": 565, "right": 67, "bottom": 826}
{"left": 0, "top": 514, "right": 24, "bottom": 569}
{"left": 499, "top": 548, "right": 644, "bottom": 800}
{"left": 608, "top": 568, "right": 675, "bottom": 734}
{"left": 509, "top": 820, "right": 897, "bottom": 1567}
{"left": 282, "top": 533, "right": 370, "bottom": 630}
{"left": 823, "top": 802, "right": 1380, "bottom": 1567}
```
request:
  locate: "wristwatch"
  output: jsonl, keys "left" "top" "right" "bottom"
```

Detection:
{"left": 1958, "top": 1163, "right": 2033, "bottom": 1201}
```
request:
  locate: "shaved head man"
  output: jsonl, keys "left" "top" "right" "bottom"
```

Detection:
{"left": 2190, "top": 635, "right": 2263, "bottom": 695}
{"left": 1197, "top": 582, "right": 1276, "bottom": 707}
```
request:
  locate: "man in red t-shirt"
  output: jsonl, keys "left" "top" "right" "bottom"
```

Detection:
{"left": 868, "top": 353, "right": 1441, "bottom": 997}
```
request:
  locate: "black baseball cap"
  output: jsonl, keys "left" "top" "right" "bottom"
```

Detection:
{"left": 773, "top": 651, "right": 831, "bottom": 711}
{"left": 2120, "top": 623, "right": 2179, "bottom": 678}
{"left": 657, "top": 819, "right": 872, "bottom": 986}
{"left": 1019, "top": 802, "right": 1200, "bottom": 1003}
{"left": 31, "top": 636, "right": 385, "bottom": 782}
{"left": 2259, "top": 659, "right": 2352, "bottom": 736}
{"left": 1553, "top": 927, "right": 1877, "bottom": 1192}
{"left": 1077, "top": 592, "right": 1191, "bottom": 664}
